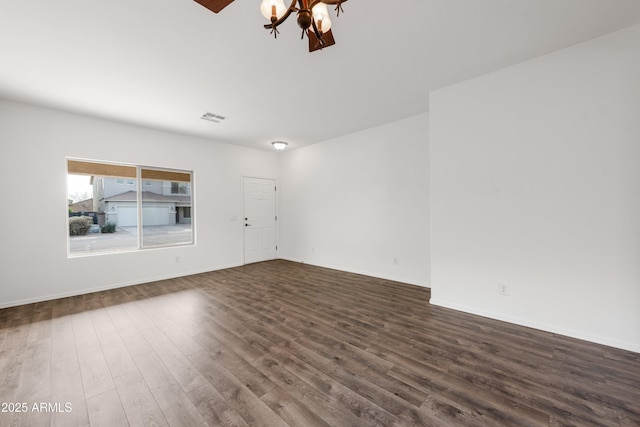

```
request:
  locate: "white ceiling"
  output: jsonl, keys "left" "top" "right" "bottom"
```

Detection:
{"left": 1, "top": 1, "right": 639, "bottom": 151}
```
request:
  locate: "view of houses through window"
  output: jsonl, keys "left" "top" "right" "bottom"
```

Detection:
{"left": 67, "top": 159, "right": 193, "bottom": 256}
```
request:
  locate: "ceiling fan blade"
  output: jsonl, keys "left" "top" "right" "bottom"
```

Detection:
{"left": 194, "top": 0, "right": 235, "bottom": 14}
{"left": 308, "top": 29, "right": 336, "bottom": 52}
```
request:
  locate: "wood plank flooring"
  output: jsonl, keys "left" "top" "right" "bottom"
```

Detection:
{"left": 0, "top": 259, "right": 638, "bottom": 426}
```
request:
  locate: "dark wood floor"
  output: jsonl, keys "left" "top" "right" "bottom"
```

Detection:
{"left": 0, "top": 260, "right": 638, "bottom": 426}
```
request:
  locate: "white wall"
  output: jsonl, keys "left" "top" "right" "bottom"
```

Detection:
{"left": 430, "top": 24, "right": 640, "bottom": 352}
{"left": 278, "top": 114, "right": 430, "bottom": 287}
{"left": 0, "top": 99, "right": 278, "bottom": 308}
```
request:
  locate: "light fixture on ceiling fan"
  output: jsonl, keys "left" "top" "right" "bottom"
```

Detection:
{"left": 194, "top": 0, "right": 348, "bottom": 52}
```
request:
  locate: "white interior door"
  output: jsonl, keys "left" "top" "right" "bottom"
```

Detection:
{"left": 243, "top": 177, "right": 277, "bottom": 264}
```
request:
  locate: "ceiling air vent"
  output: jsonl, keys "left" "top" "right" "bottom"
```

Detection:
{"left": 200, "top": 112, "right": 227, "bottom": 123}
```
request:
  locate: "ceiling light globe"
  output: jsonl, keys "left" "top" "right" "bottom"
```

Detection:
{"left": 271, "top": 141, "right": 288, "bottom": 150}
{"left": 311, "top": 3, "right": 332, "bottom": 32}
{"left": 314, "top": 16, "right": 332, "bottom": 32}
{"left": 260, "top": 0, "right": 286, "bottom": 21}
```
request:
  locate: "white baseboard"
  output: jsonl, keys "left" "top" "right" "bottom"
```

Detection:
{"left": 0, "top": 262, "right": 243, "bottom": 309}
{"left": 430, "top": 297, "right": 640, "bottom": 354}
{"left": 279, "top": 256, "right": 430, "bottom": 289}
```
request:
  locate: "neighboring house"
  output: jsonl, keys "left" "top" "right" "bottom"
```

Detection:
{"left": 93, "top": 177, "right": 191, "bottom": 227}
{"left": 69, "top": 198, "right": 94, "bottom": 213}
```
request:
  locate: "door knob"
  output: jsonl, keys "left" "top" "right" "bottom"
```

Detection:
{"left": 245, "top": 223, "right": 251, "bottom": 227}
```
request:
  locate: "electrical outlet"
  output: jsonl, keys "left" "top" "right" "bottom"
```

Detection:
{"left": 175, "top": 256, "right": 181, "bottom": 264}
{"left": 393, "top": 257, "right": 399, "bottom": 265}
{"left": 497, "top": 283, "right": 509, "bottom": 296}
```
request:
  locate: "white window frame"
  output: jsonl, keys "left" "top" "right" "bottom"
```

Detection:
{"left": 67, "top": 158, "right": 195, "bottom": 257}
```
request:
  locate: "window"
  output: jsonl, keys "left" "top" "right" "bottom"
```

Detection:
{"left": 67, "top": 159, "right": 194, "bottom": 256}
{"left": 140, "top": 168, "right": 193, "bottom": 248}
{"left": 171, "top": 181, "right": 189, "bottom": 194}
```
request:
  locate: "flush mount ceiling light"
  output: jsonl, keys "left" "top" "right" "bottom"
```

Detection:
{"left": 271, "top": 141, "right": 288, "bottom": 150}
{"left": 194, "top": 0, "right": 347, "bottom": 52}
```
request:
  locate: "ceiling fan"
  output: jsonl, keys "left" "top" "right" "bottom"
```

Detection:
{"left": 194, "top": 0, "right": 348, "bottom": 52}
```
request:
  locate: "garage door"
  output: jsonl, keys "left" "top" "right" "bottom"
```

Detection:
{"left": 142, "top": 206, "right": 171, "bottom": 226}
{"left": 116, "top": 206, "right": 171, "bottom": 226}
{"left": 117, "top": 206, "right": 138, "bottom": 227}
